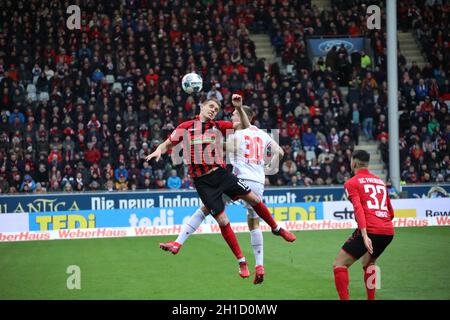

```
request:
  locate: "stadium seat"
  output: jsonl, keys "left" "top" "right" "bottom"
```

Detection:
{"left": 38, "top": 92, "right": 49, "bottom": 102}
{"left": 26, "top": 84, "right": 36, "bottom": 93}
{"left": 112, "top": 82, "right": 122, "bottom": 92}
{"left": 106, "top": 75, "right": 115, "bottom": 84}
{"left": 306, "top": 151, "right": 316, "bottom": 162}
{"left": 27, "top": 92, "right": 37, "bottom": 102}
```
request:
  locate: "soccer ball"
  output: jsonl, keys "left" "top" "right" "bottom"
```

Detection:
{"left": 181, "top": 72, "right": 203, "bottom": 94}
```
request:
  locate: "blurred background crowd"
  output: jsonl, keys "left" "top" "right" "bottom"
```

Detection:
{"left": 0, "top": 0, "right": 448, "bottom": 194}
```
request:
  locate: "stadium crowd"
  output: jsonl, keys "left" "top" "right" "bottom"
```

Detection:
{"left": 0, "top": 0, "right": 448, "bottom": 194}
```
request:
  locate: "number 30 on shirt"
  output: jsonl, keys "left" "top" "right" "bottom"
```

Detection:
{"left": 243, "top": 135, "right": 264, "bottom": 163}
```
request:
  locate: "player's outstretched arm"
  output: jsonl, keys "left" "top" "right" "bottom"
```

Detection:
{"left": 145, "top": 139, "right": 173, "bottom": 162}
{"left": 264, "top": 138, "right": 284, "bottom": 175}
{"left": 270, "top": 139, "right": 284, "bottom": 158}
{"left": 232, "top": 94, "right": 250, "bottom": 129}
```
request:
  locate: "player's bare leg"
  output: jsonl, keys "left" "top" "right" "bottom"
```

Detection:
{"left": 248, "top": 215, "right": 264, "bottom": 284}
{"left": 361, "top": 252, "right": 378, "bottom": 300}
{"left": 333, "top": 249, "right": 357, "bottom": 300}
{"left": 240, "top": 191, "right": 296, "bottom": 242}
{"left": 159, "top": 206, "right": 209, "bottom": 254}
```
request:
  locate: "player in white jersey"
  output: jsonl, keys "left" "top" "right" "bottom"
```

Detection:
{"left": 159, "top": 105, "right": 284, "bottom": 284}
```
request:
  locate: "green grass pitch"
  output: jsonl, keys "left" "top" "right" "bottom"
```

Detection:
{"left": 0, "top": 227, "right": 449, "bottom": 300}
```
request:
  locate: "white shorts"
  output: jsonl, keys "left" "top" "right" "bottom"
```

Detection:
{"left": 223, "top": 179, "right": 264, "bottom": 219}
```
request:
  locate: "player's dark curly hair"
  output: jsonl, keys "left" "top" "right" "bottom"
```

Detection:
{"left": 352, "top": 150, "right": 370, "bottom": 163}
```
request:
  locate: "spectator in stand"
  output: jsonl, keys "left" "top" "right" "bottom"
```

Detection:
{"left": 302, "top": 127, "right": 318, "bottom": 152}
{"left": 0, "top": 173, "right": 9, "bottom": 193}
{"left": 336, "top": 165, "right": 351, "bottom": 184}
{"left": 386, "top": 179, "right": 400, "bottom": 199}
{"left": 181, "top": 176, "right": 194, "bottom": 189}
{"left": 47, "top": 147, "right": 62, "bottom": 166}
{"left": 63, "top": 182, "right": 74, "bottom": 193}
{"left": 282, "top": 158, "right": 297, "bottom": 183}
{"left": 326, "top": 46, "right": 338, "bottom": 71}
{"left": 85, "top": 143, "right": 101, "bottom": 166}
{"left": 34, "top": 182, "right": 46, "bottom": 194}
{"left": 8, "top": 106, "right": 25, "bottom": 124}
{"left": 402, "top": 165, "right": 419, "bottom": 183}
{"left": 415, "top": 79, "right": 429, "bottom": 99}
{"left": 288, "top": 175, "right": 301, "bottom": 187}
{"left": 167, "top": 169, "right": 182, "bottom": 190}
{"left": 360, "top": 51, "right": 371, "bottom": 70}
{"left": 361, "top": 98, "right": 375, "bottom": 141}
{"left": 154, "top": 171, "right": 166, "bottom": 189}
{"left": 20, "top": 174, "right": 36, "bottom": 193}
{"left": 74, "top": 172, "right": 85, "bottom": 191}
{"left": 114, "top": 163, "right": 129, "bottom": 181}
{"left": 207, "top": 84, "right": 224, "bottom": 103}
{"left": 0, "top": 0, "right": 447, "bottom": 194}
{"left": 115, "top": 173, "right": 129, "bottom": 191}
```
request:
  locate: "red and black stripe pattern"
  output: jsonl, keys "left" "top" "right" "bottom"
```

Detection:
{"left": 169, "top": 116, "right": 233, "bottom": 178}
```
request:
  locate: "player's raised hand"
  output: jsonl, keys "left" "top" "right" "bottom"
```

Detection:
{"left": 145, "top": 149, "right": 161, "bottom": 162}
{"left": 232, "top": 94, "right": 243, "bottom": 108}
{"left": 363, "top": 235, "right": 373, "bottom": 255}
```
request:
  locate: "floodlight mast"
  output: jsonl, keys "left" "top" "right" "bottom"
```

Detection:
{"left": 387, "top": 0, "right": 401, "bottom": 192}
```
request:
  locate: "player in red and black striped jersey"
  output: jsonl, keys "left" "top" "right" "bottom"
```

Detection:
{"left": 146, "top": 94, "right": 296, "bottom": 277}
{"left": 332, "top": 150, "right": 394, "bottom": 300}
{"left": 167, "top": 111, "right": 232, "bottom": 178}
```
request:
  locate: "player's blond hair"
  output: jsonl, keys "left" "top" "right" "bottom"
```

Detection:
{"left": 202, "top": 97, "right": 222, "bottom": 109}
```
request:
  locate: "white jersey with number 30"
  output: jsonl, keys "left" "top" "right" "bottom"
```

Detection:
{"left": 230, "top": 125, "right": 273, "bottom": 184}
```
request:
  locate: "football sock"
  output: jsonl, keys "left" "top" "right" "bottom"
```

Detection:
{"left": 333, "top": 267, "right": 350, "bottom": 300}
{"left": 219, "top": 222, "right": 244, "bottom": 260}
{"left": 250, "top": 229, "right": 264, "bottom": 266}
{"left": 175, "top": 208, "right": 205, "bottom": 245}
{"left": 251, "top": 202, "right": 278, "bottom": 230}
{"left": 363, "top": 265, "right": 376, "bottom": 300}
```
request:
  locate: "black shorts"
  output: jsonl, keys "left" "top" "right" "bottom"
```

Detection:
{"left": 342, "top": 229, "right": 393, "bottom": 260}
{"left": 193, "top": 167, "right": 251, "bottom": 216}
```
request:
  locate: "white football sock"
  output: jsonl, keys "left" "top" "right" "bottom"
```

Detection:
{"left": 250, "top": 229, "right": 264, "bottom": 266}
{"left": 175, "top": 208, "right": 206, "bottom": 245}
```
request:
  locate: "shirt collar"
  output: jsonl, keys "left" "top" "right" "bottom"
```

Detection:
{"left": 194, "top": 115, "right": 213, "bottom": 123}
{"left": 194, "top": 115, "right": 207, "bottom": 123}
{"left": 355, "top": 168, "right": 370, "bottom": 175}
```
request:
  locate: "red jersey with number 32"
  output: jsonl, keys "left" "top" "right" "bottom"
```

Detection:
{"left": 344, "top": 168, "right": 394, "bottom": 235}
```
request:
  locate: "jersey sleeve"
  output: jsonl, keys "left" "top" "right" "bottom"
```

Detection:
{"left": 255, "top": 130, "right": 272, "bottom": 157}
{"left": 261, "top": 131, "right": 273, "bottom": 150}
{"left": 387, "top": 194, "right": 395, "bottom": 221}
{"left": 216, "top": 120, "right": 234, "bottom": 135}
{"left": 168, "top": 122, "right": 189, "bottom": 146}
{"left": 344, "top": 180, "right": 367, "bottom": 230}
